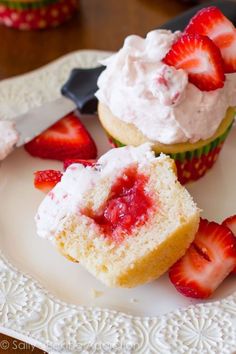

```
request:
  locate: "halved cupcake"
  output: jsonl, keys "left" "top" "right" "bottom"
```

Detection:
{"left": 36, "top": 144, "right": 200, "bottom": 287}
{"left": 96, "top": 7, "right": 236, "bottom": 184}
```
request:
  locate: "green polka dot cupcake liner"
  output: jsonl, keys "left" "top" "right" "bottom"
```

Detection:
{"left": 107, "top": 121, "right": 233, "bottom": 184}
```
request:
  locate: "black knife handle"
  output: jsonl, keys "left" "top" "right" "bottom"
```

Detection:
{"left": 61, "top": 66, "right": 105, "bottom": 114}
{"left": 159, "top": 0, "right": 236, "bottom": 31}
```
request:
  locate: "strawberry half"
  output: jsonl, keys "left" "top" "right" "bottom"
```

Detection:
{"left": 34, "top": 170, "right": 62, "bottom": 193}
{"left": 185, "top": 6, "right": 236, "bottom": 73}
{"left": 163, "top": 33, "right": 225, "bottom": 91}
{"left": 169, "top": 218, "right": 236, "bottom": 299}
{"left": 222, "top": 215, "right": 236, "bottom": 274}
{"left": 63, "top": 158, "right": 96, "bottom": 170}
{"left": 25, "top": 113, "right": 97, "bottom": 161}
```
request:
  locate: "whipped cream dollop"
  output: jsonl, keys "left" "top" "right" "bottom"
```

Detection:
{"left": 96, "top": 30, "right": 236, "bottom": 144}
{"left": 0, "top": 121, "right": 18, "bottom": 160}
{"left": 36, "top": 144, "right": 157, "bottom": 241}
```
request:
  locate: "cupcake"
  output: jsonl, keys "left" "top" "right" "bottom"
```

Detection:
{"left": 96, "top": 7, "right": 236, "bottom": 184}
{"left": 0, "top": 0, "right": 78, "bottom": 30}
{"left": 36, "top": 144, "right": 199, "bottom": 287}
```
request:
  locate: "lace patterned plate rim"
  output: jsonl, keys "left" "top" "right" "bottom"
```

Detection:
{"left": 0, "top": 50, "right": 235, "bottom": 354}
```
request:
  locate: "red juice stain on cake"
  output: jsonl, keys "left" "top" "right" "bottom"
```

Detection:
{"left": 85, "top": 166, "right": 154, "bottom": 243}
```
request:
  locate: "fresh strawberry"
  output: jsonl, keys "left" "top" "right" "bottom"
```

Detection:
{"left": 163, "top": 33, "right": 225, "bottom": 91}
{"left": 222, "top": 215, "right": 236, "bottom": 274}
{"left": 169, "top": 218, "right": 236, "bottom": 299}
{"left": 34, "top": 170, "right": 62, "bottom": 193}
{"left": 25, "top": 113, "right": 97, "bottom": 161}
{"left": 63, "top": 158, "right": 96, "bottom": 170}
{"left": 185, "top": 7, "right": 236, "bottom": 73}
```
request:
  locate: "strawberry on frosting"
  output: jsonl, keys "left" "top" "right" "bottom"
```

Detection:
{"left": 164, "top": 6, "right": 236, "bottom": 89}
{"left": 163, "top": 33, "right": 225, "bottom": 91}
{"left": 185, "top": 6, "right": 236, "bottom": 73}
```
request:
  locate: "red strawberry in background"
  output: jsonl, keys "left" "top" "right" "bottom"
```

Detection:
{"left": 222, "top": 215, "right": 236, "bottom": 274}
{"left": 169, "top": 218, "right": 236, "bottom": 299}
{"left": 163, "top": 34, "right": 225, "bottom": 91}
{"left": 25, "top": 112, "right": 97, "bottom": 161}
{"left": 185, "top": 6, "right": 236, "bottom": 73}
{"left": 34, "top": 170, "right": 62, "bottom": 194}
{"left": 63, "top": 158, "right": 96, "bottom": 170}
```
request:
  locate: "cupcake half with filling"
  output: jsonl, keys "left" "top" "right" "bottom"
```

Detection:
{"left": 36, "top": 144, "right": 200, "bottom": 288}
{"left": 96, "top": 7, "right": 236, "bottom": 184}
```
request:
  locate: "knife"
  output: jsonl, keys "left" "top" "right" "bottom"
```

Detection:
{"left": 9, "top": 0, "right": 236, "bottom": 149}
{"left": 15, "top": 66, "right": 105, "bottom": 147}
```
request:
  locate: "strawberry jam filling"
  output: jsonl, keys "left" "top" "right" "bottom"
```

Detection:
{"left": 85, "top": 166, "right": 154, "bottom": 243}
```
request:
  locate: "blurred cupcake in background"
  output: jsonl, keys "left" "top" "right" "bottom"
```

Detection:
{"left": 0, "top": 0, "right": 78, "bottom": 30}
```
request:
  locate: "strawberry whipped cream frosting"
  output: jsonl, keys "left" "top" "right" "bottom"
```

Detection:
{"left": 0, "top": 121, "right": 18, "bottom": 160}
{"left": 96, "top": 29, "right": 236, "bottom": 144}
{"left": 36, "top": 144, "right": 156, "bottom": 241}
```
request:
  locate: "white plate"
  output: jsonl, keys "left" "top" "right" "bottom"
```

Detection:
{"left": 0, "top": 50, "right": 236, "bottom": 354}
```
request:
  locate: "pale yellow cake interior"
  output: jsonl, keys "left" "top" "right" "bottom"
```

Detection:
{"left": 55, "top": 155, "right": 200, "bottom": 288}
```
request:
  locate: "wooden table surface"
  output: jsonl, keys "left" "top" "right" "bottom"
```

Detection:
{"left": 0, "top": 0, "right": 192, "bottom": 353}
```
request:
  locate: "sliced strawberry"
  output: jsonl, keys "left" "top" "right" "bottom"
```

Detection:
{"left": 185, "top": 7, "right": 236, "bottom": 73}
{"left": 25, "top": 113, "right": 97, "bottom": 161}
{"left": 163, "top": 33, "right": 225, "bottom": 91}
{"left": 63, "top": 158, "right": 96, "bottom": 170}
{"left": 34, "top": 170, "right": 62, "bottom": 193}
{"left": 222, "top": 215, "right": 236, "bottom": 274}
{"left": 169, "top": 218, "right": 236, "bottom": 299}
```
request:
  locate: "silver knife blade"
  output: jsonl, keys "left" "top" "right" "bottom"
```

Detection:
{"left": 15, "top": 96, "right": 76, "bottom": 147}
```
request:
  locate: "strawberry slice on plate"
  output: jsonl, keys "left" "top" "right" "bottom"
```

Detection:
{"left": 63, "top": 158, "right": 97, "bottom": 170}
{"left": 222, "top": 215, "right": 236, "bottom": 274}
{"left": 163, "top": 33, "right": 225, "bottom": 91}
{"left": 25, "top": 112, "right": 97, "bottom": 161}
{"left": 34, "top": 170, "right": 62, "bottom": 193}
{"left": 185, "top": 7, "right": 236, "bottom": 73}
{"left": 169, "top": 218, "right": 236, "bottom": 299}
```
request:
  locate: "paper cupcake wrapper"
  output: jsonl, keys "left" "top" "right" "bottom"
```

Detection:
{"left": 107, "top": 122, "right": 233, "bottom": 184}
{"left": 0, "top": 0, "right": 77, "bottom": 29}
{"left": 0, "top": 0, "right": 57, "bottom": 10}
